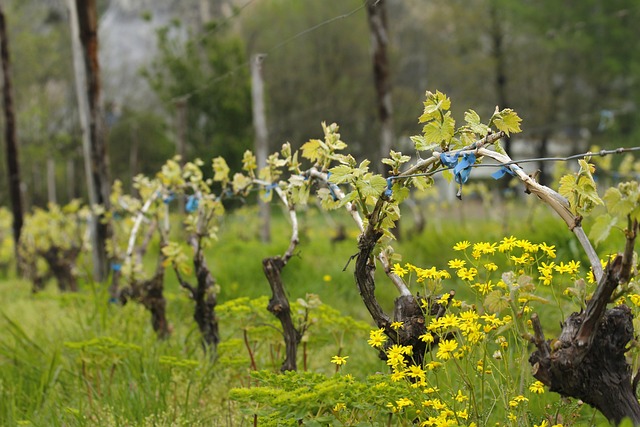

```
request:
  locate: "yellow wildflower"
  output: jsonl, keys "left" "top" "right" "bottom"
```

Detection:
{"left": 392, "top": 263, "right": 408, "bottom": 277}
{"left": 515, "top": 239, "right": 534, "bottom": 251}
{"left": 529, "top": 380, "right": 545, "bottom": 394}
{"left": 391, "top": 321, "right": 404, "bottom": 330}
{"left": 331, "top": 355, "right": 349, "bottom": 366}
{"left": 539, "top": 242, "right": 556, "bottom": 258}
{"left": 554, "top": 262, "right": 572, "bottom": 274}
{"left": 367, "top": 328, "right": 387, "bottom": 348}
{"left": 567, "top": 260, "right": 580, "bottom": 274}
{"left": 420, "top": 332, "right": 434, "bottom": 343}
{"left": 630, "top": 294, "right": 640, "bottom": 307}
{"left": 436, "top": 339, "right": 458, "bottom": 360}
{"left": 396, "top": 397, "right": 413, "bottom": 409}
{"left": 453, "top": 240, "right": 471, "bottom": 251}
{"left": 457, "top": 267, "right": 478, "bottom": 281}
{"left": 454, "top": 389, "right": 469, "bottom": 403}
{"left": 508, "top": 395, "right": 528, "bottom": 408}
{"left": 456, "top": 409, "right": 469, "bottom": 420}
{"left": 333, "top": 402, "right": 346, "bottom": 411}
{"left": 437, "top": 293, "right": 451, "bottom": 305}
{"left": 498, "top": 235, "right": 518, "bottom": 252}
{"left": 448, "top": 258, "right": 466, "bottom": 269}
{"left": 538, "top": 261, "right": 555, "bottom": 276}
{"left": 484, "top": 262, "right": 498, "bottom": 271}
{"left": 390, "top": 370, "right": 406, "bottom": 382}
{"left": 425, "top": 361, "right": 442, "bottom": 370}
{"left": 473, "top": 241, "right": 497, "bottom": 255}
{"left": 408, "top": 365, "right": 426, "bottom": 381}
{"left": 510, "top": 253, "right": 531, "bottom": 265}
{"left": 475, "top": 280, "right": 495, "bottom": 295}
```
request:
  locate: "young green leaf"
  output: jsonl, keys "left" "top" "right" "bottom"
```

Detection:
{"left": 491, "top": 109, "right": 522, "bottom": 136}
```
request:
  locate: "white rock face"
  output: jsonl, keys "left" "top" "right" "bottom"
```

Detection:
{"left": 98, "top": 0, "right": 182, "bottom": 107}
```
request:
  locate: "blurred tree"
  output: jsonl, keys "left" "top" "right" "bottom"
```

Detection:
{"left": 144, "top": 20, "right": 252, "bottom": 170}
{"left": 67, "top": 0, "right": 112, "bottom": 281}
{"left": 240, "top": 0, "right": 376, "bottom": 157}
{"left": 108, "top": 109, "right": 174, "bottom": 192}
{"left": 366, "top": 0, "right": 395, "bottom": 169}
{"left": 1, "top": 0, "right": 77, "bottom": 208}
{"left": 0, "top": 2, "right": 23, "bottom": 266}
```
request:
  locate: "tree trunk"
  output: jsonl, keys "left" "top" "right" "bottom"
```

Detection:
{"left": 263, "top": 256, "right": 300, "bottom": 371}
{"left": 119, "top": 256, "right": 170, "bottom": 339}
{"left": 366, "top": 0, "right": 394, "bottom": 169}
{"left": 47, "top": 158, "right": 57, "bottom": 204}
{"left": 529, "top": 254, "right": 640, "bottom": 425}
{"left": 66, "top": 157, "right": 76, "bottom": 201}
{"left": 42, "top": 247, "right": 79, "bottom": 292}
{"left": 129, "top": 123, "right": 139, "bottom": 193}
{"left": 537, "top": 76, "right": 563, "bottom": 186}
{"left": 354, "top": 198, "right": 450, "bottom": 366}
{"left": 0, "top": 5, "right": 24, "bottom": 269}
{"left": 67, "top": 0, "right": 111, "bottom": 281}
{"left": 251, "top": 53, "right": 271, "bottom": 243}
{"left": 489, "top": 1, "right": 510, "bottom": 156}
{"left": 191, "top": 236, "right": 219, "bottom": 356}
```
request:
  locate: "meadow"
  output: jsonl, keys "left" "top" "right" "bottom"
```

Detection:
{"left": 0, "top": 196, "right": 626, "bottom": 426}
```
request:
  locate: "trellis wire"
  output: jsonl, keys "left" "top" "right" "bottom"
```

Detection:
{"left": 387, "top": 146, "right": 640, "bottom": 182}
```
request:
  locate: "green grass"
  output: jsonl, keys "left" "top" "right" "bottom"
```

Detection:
{"left": 0, "top": 201, "right": 620, "bottom": 426}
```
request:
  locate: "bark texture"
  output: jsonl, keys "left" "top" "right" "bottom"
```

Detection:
{"left": 119, "top": 257, "right": 170, "bottom": 339}
{"left": 70, "top": 0, "right": 112, "bottom": 281}
{"left": 529, "top": 255, "right": 640, "bottom": 425}
{"left": 366, "top": 0, "right": 394, "bottom": 168}
{"left": 173, "top": 236, "right": 220, "bottom": 357}
{"left": 41, "top": 246, "right": 80, "bottom": 292}
{"left": 0, "top": 6, "right": 23, "bottom": 266}
{"left": 191, "top": 236, "right": 219, "bottom": 355}
{"left": 263, "top": 256, "right": 300, "bottom": 371}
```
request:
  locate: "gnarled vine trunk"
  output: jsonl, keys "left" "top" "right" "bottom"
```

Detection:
{"left": 119, "top": 256, "right": 170, "bottom": 339}
{"left": 263, "top": 256, "right": 300, "bottom": 372}
{"left": 41, "top": 246, "right": 80, "bottom": 292}
{"left": 529, "top": 254, "right": 640, "bottom": 426}
{"left": 354, "top": 202, "right": 449, "bottom": 366}
{"left": 191, "top": 236, "right": 219, "bottom": 356}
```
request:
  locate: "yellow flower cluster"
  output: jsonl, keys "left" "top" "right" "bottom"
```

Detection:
{"left": 362, "top": 236, "right": 604, "bottom": 425}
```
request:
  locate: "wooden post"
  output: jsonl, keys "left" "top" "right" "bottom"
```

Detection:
{"left": 47, "top": 158, "right": 57, "bottom": 204}
{"left": 0, "top": 4, "right": 24, "bottom": 267}
{"left": 66, "top": 157, "right": 76, "bottom": 202}
{"left": 489, "top": 2, "right": 510, "bottom": 156}
{"left": 366, "top": 0, "right": 394, "bottom": 169}
{"left": 67, "top": 0, "right": 111, "bottom": 281}
{"left": 129, "top": 123, "right": 139, "bottom": 193}
{"left": 251, "top": 53, "right": 270, "bottom": 243}
{"left": 174, "top": 98, "right": 188, "bottom": 163}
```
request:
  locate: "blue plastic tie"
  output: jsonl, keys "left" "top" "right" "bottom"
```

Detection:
{"left": 440, "top": 152, "right": 460, "bottom": 168}
{"left": 163, "top": 192, "right": 175, "bottom": 204}
{"left": 491, "top": 166, "right": 516, "bottom": 180}
{"left": 453, "top": 153, "right": 476, "bottom": 184}
{"left": 264, "top": 182, "right": 279, "bottom": 197}
{"left": 384, "top": 177, "right": 394, "bottom": 197}
{"left": 186, "top": 195, "right": 200, "bottom": 213}
{"left": 328, "top": 185, "right": 339, "bottom": 201}
{"left": 111, "top": 263, "right": 122, "bottom": 272}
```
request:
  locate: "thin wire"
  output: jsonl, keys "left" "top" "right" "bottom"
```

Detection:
{"left": 473, "top": 146, "right": 640, "bottom": 168}
{"left": 194, "top": 0, "right": 259, "bottom": 44}
{"left": 168, "top": 2, "right": 367, "bottom": 103}
{"left": 268, "top": 3, "right": 367, "bottom": 53}
{"left": 387, "top": 146, "right": 640, "bottom": 181}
